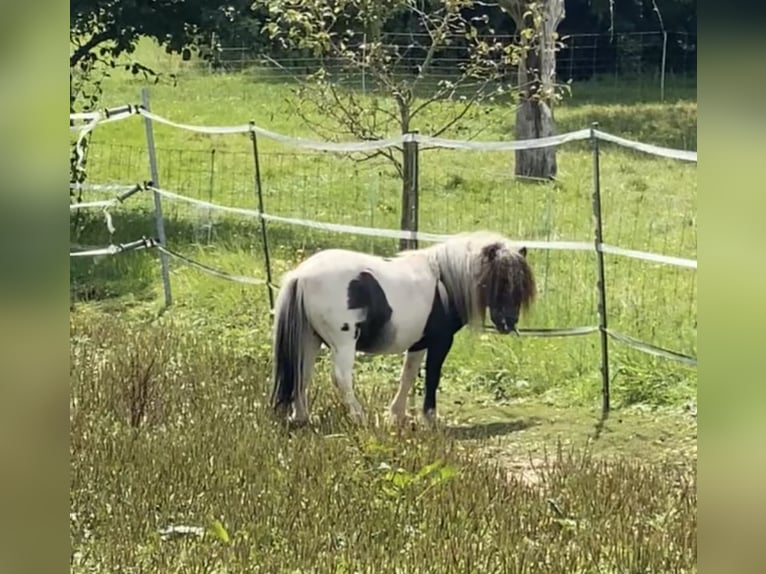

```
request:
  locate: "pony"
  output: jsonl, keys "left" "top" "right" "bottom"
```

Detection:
{"left": 269, "top": 231, "right": 537, "bottom": 426}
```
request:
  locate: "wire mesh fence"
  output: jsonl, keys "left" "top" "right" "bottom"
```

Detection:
{"left": 201, "top": 31, "right": 696, "bottom": 101}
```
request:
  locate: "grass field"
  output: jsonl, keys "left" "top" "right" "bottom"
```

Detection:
{"left": 71, "top": 39, "right": 697, "bottom": 572}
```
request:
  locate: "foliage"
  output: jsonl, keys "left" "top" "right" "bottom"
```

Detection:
{"left": 254, "top": 0, "right": 550, "bottom": 242}
{"left": 69, "top": 1, "right": 255, "bottom": 197}
{"left": 587, "top": 0, "right": 697, "bottom": 34}
{"left": 256, "top": 0, "right": 527, "bottom": 160}
{"left": 70, "top": 1, "right": 248, "bottom": 110}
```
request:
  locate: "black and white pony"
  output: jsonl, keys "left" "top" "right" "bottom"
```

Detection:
{"left": 270, "top": 231, "right": 537, "bottom": 426}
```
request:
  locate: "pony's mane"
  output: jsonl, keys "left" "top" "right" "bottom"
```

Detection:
{"left": 410, "top": 231, "right": 536, "bottom": 327}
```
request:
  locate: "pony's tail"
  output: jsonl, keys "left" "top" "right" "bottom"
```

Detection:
{"left": 271, "top": 274, "right": 311, "bottom": 412}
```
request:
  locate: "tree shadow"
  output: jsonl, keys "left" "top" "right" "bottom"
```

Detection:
{"left": 443, "top": 416, "right": 541, "bottom": 440}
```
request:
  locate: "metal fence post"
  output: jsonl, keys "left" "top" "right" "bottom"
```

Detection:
{"left": 590, "top": 122, "right": 610, "bottom": 416}
{"left": 660, "top": 31, "right": 668, "bottom": 102}
{"left": 141, "top": 88, "right": 172, "bottom": 307}
{"left": 249, "top": 122, "right": 275, "bottom": 310}
{"left": 400, "top": 131, "right": 420, "bottom": 251}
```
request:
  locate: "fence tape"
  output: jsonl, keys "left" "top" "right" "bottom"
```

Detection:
{"left": 419, "top": 129, "right": 591, "bottom": 151}
{"left": 606, "top": 328, "right": 697, "bottom": 366}
{"left": 70, "top": 237, "right": 158, "bottom": 258}
{"left": 150, "top": 186, "right": 265, "bottom": 218}
{"left": 70, "top": 182, "right": 139, "bottom": 194}
{"left": 147, "top": 184, "right": 693, "bottom": 265}
{"left": 139, "top": 109, "right": 592, "bottom": 153}
{"left": 138, "top": 108, "right": 252, "bottom": 135}
{"left": 69, "top": 199, "right": 117, "bottom": 211}
{"left": 71, "top": 105, "right": 698, "bottom": 161}
{"left": 70, "top": 105, "right": 140, "bottom": 128}
{"left": 73, "top": 181, "right": 697, "bottom": 268}
{"left": 70, "top": 184, "right": 145, "bottom": 237}
{"left": 593, "top": 129, "right": 697, "bottom": 163}
{"left": 157, "top": 245, "right": 268, "bottom": 286}
{"left": 600, "top": 244, "right": 697, "bottom": 269}
{"left": 483, "top": 325, "right": 599, "bottom": 338}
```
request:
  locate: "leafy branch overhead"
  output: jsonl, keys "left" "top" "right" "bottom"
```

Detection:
{"left": 256, "top": 0, "right": 532, "bottom": 163}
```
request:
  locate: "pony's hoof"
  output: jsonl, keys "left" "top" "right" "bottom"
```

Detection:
{"left": 287, "top": 416, "right": 310, "bottom": 429}
{"left": 388, "top": 410, "right": 408, "bottom": 428}
{"left": 422, "top": 409, "right": 439, "bottom": 429}
{"left": 350, "top": 411, "right": 368, "bottom": 426}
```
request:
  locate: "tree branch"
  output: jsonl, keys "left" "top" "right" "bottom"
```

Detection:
{"left": 70, "top": 30, "right": 112, "bottom": 69}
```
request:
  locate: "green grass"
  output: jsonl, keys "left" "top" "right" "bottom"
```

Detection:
{"left": 71, "top": 38, "right": 697, "bottom": 572}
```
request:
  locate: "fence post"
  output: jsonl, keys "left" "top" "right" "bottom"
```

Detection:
{"left": 590, "top": 122, "right": 610, "bottom": 416}
{"left": 206, "top": 148, "right": 216, "bottom": 244}
{"left": 249, "top": 121, "right": 275, "bottom": 310}
{"left": 660, "top": 31, "right": 668, "bottom": 102}
{"left": 141, "top": 88, "right": 172, "bottom": 308}
{"left": 400, "top": 130, "right": 420, "bottom": 251}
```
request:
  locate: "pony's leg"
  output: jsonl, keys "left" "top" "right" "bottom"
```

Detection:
{"left": 389, "top": 349, "right": 426, "bottom": 426}
{"left": 330, "top": 345, "right": 366, "bottom": 424}
{"left": 423, "top": 335, "right": 455, "bottom": 425}
{"left": 290, "top": 333, "right": 322, "bottom": 426}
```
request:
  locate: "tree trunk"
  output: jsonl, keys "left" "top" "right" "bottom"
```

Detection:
{"left": 506, "top": 0, "right": 565, "bottom": 180}
{"left": 515, "top": 47, "right": 557, "bottom": 179}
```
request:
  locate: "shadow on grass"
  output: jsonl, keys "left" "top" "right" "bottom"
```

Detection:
{"left": 444, "top": 416, "right": 541, "bottom": 440}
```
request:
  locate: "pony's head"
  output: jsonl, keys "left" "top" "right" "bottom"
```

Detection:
{"left": 476, "top": 241, "right": 536, "bottom": 334}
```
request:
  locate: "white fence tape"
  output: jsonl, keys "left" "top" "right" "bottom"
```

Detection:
{"left": 599, "top": 244, "right": 697, "bottom": 269}
{"left": 419, "top": 129, "right": 592, "bottom": 151}
{"left": 157, "top": 246, "right": 268, "bottom": 286}
{"left": 138, "top": 109, "right": 251, "bottom": 135}
{"left": 593, "top": 129, "right": 697, "bottom": 162}
{"left": 150, "top": 186, "right": 264, "bottom": 218}
{"left": 70, "top": 106, "right": 698, "bottom": 160}
{"left": 144, "top": 185, "right": 694, "bottom": 267}
{"left": 69, "top": 199, "right": 117, "bottom": 211}
{"left": 70, "top": 237, "right": 158, "bottom": 258}
{"left": 70, "top": 181, "right": 697, "bottom": 268}
{"left": 70, "top": 244, "right": 125, "bottom": 257}
{"left": 70, "top": 182, "right": 138, "bottom": 194}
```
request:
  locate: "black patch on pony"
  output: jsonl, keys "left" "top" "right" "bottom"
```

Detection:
{"left": 346, "top": 271, "right": 393, "bottom": 352}
{"left": 409, "top": 282, "right": 464, "bottom": 352}
{"left": 340, "top": 323, "right": 350, "bottom": 332}
{"left": 409, "top": 282, "right": 465, "bottom": 415}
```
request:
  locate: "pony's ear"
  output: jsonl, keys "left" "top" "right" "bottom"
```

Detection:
{"left": 519, "top": 246, "right": 527, "bottom": 258}
{"left": 481, "top": 242, "right": 502, "bottom": 262}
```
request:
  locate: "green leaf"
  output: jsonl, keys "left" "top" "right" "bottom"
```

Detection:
{"left": 416, "top": 459, "right": 444, "bottom": 480}
{"left": 208, "top": 518, "right": 230, "bottom": 544}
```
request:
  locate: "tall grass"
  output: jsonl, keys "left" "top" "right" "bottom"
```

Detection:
{"left": 71, "top": 314, "right": 696, "bottom": 573}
